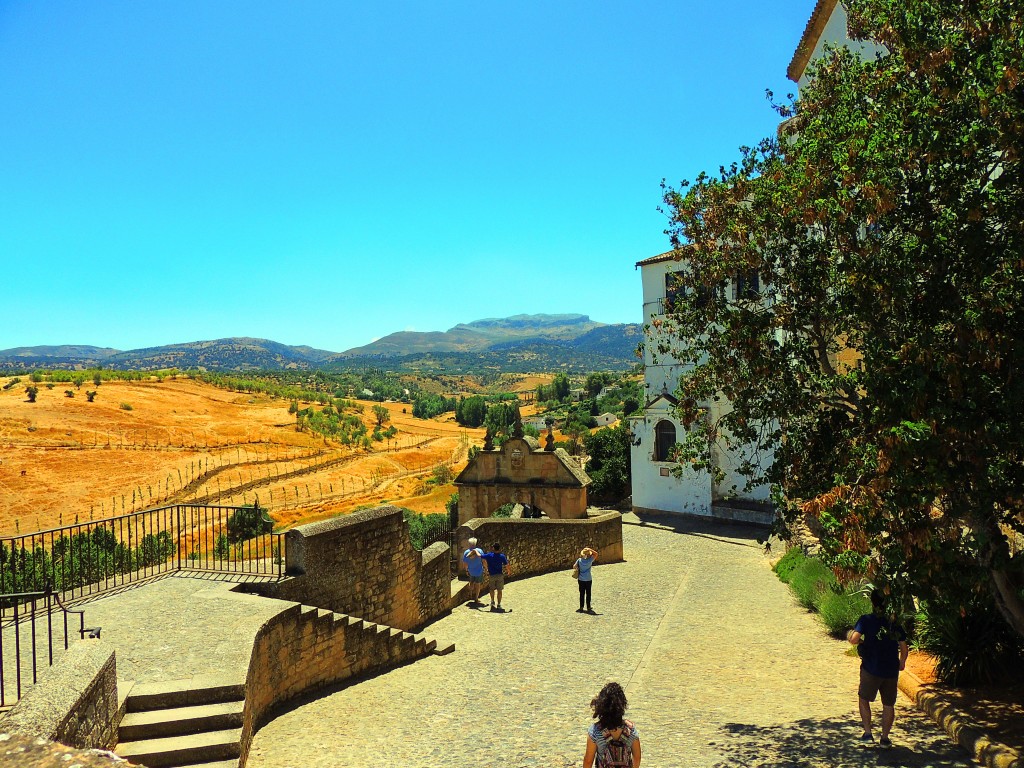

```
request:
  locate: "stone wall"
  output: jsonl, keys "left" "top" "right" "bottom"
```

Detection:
{"left": 238, "top": 603, "right": 436, "bottom": 766}
{"left": 0, "top": 732, "right": 139, "bottom": 768}
{"left": 456, "top": 512, "right": 623, "bottom": 581}
{"left": 250, "top": 505, "right": 452, "bottom": 631}
{"left": 1, "top": 640, "right": 121, "bottom": 750}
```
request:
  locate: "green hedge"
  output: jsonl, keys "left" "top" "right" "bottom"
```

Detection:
{"left": 774, "top": 547, "right": 869, "bottom": 637}
{"left": 789, "top": 556, "right": 835, "bottom": 610}
{"left": 772, "top": 547, "right": 806, "bottom": 583}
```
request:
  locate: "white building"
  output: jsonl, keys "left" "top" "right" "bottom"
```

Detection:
{"left": 628, "top": 252, "right": 771, "bottom": 525}
{"left": 628, "top": 2, "right": 883, "bottom": 527}
{"left": 788, "top": 0, "right": 885, "bottom": 91}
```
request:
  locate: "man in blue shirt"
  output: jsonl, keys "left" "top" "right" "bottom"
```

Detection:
{"left": 461, "top": 537, "right": 485, "bottom": 607}
{"left": 848, "top": 589, "right": 909, "bottom": 748}
{"left": 481, "top": 542, "right": 510, "bottom": 612}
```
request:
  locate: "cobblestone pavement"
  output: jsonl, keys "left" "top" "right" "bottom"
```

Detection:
{"left": 66, "top": 575, "right": 282, "bottom": 684}
{"left": 248, "top": 514, "right": 973, "bottom": 768}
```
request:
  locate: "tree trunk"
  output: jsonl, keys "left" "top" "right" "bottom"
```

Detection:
{"left": 990, "top": 568, "right": 1024, "bottom": 640}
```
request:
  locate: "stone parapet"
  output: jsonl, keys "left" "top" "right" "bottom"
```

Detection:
{"left": 238, "top": 602, "right": 436, "bottom": 766}
{"left": 1, "top": 639, "right": 121, "bottom": 750}
{"left": 456, "top": 511, "right": 623, "bottom": 581}
{"left": 249, "top": 505, "right": 452, "bottom": 631}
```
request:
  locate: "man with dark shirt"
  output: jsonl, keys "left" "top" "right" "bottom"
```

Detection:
{"left": 848, "top": 589, "right": 909, "bottom": 748}
{"left": 481, "top": 542, "right": 510, "bottom": 612}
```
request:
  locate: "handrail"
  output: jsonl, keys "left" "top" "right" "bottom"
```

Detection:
{"left": 0, "top": 585, "right": 90, "bottom": 707}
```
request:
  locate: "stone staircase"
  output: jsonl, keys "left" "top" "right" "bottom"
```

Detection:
{"left": 114, "top": 676, "right": 245, "bottom": 768}
{"left": 111, "top": 605, "right": 447, "bottom": 768}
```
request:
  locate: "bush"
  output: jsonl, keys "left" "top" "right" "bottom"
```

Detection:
{"left": 214, "top": 534, "right": 230, "bottom": 558}
{"left": 491, "top": 503, "right": 515, "bottom": 518}
{"left": 402, "top": 509, "right": 448, "bottom": 550}
{"left": 773, "top": 546, "right": 808, "bottom": 583}
{"left": 817, "top": 588, "right": 871, "bottom": 638}
{"left": 788, "top": 556, "right": 835, "bottom": 610}
{"left": 916, "top": 597, "right": 1024, "bottom": 686}
{"left": 120, "top": 403, "right": 133, "bottom": 410}
{"left": 226, "top": 504, "right": 273, "bottom": 543}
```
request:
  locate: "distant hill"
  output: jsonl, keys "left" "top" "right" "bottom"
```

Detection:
{"left": 0, "top": 345, "right": 119, "bottom": 367}
{"left": 0, "top": 314, "right": 641, "bottom": 373}
{"left": 339, "top": 314, "right": 604, "bottom": 356}
{"left": 0, "top": 338, "right": 335, "bottom": 372}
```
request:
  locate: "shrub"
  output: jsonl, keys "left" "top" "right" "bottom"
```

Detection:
{"left": 916, "top": 597, "right": 1024, "bottom": 686}
{"left": 788, "top": 556, "right": 835, "bottom": 610}
{"left": 214, "top": 534, "right": 230, "bottom": 558}
{"left": 120, "top": 403, "right": 133, "bottom": 410}
{"left": 491, "top": 503, "right": 515, "bottom": 518}
{"left": 432, "top": 463, "right": 454, "bottom": 485}
{"left": 402, "top": 509, "right": 448, "bottom": 550}
{"left": 64, "top": 390, "right": 75, "bottom": 398}
{"left": 86, "top": 391, "right": 97, "bottom": 402}
{"left": 773, "top": 547, "right": 807, "bottom": 583}
{"left": 226, "top": 504, "right": 273, "bottom": 543}
{"left": 25, "top": 385, "right": 38, "bottom": 403}
{"left": 817, "top": 588, "right": 871, "bottom": 638}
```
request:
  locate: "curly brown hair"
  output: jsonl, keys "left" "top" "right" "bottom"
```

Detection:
{"left": 590, "top": 682, "right": 628, "bottom": 731}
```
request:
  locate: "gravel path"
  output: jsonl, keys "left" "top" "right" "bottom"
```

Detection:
{"left": 247, "top": 514, "right": 972, "bottom": 768}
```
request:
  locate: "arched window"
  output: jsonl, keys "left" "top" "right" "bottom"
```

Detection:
{"left": 654, "top": 420, "right": 676, "bottom": 462}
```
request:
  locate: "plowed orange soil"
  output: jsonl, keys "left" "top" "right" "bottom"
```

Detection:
{"left": 0, "top": 376, "right": 483, "bottom": 535}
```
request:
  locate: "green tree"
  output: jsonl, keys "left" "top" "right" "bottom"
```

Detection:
{"left": 226, "top": 503, "right": 272, "bottom": 543}
{"left": 372, "top": 404, "right": 390, "bottom": 427}
{"left": 25, "top": 385, "right": 38, "bottom": 403}
{"left": 455, "top": 395, "right": 487, "bottom": 428}
{"left": 660, "top": 0, "right": 1024, "bottom": 636}
{"left": 583, "top": 424, "right": 632, "bottom": 504}
{"left": 92, "top": 372, "right": 102, "bottom": 387}
{"left": 86, "top": 390, "right": 97, "bottom": 402}
{"left": 551, "top": 373, "right": 571, "bottom": 402}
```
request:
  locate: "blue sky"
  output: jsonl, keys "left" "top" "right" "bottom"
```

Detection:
{"left": 1, "top": 1, "right": 813, "bottom": 353}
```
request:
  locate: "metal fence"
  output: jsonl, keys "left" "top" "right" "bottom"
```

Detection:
{"left": 0, "top": 503, "right": 286, "bottom": 605}
{"left": 0, "top": 588, "right": 93, "bottom": 707}
{"left": 407, "top": 512, "right": 458, "bottom": 575}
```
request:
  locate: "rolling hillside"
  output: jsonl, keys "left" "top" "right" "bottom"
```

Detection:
{"left": 0, "top": 315, "right": 641, "bottom": 372}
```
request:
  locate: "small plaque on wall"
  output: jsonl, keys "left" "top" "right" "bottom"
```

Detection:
{"left": 660, "top": 467, "right": 670, "bottom": 477}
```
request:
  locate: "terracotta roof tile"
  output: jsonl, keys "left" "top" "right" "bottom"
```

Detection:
{"left": 787, "top": 0, "right": 840, "bottom": 82}
{"left": 635, "top": 245, "right": 693, "bottom": 268}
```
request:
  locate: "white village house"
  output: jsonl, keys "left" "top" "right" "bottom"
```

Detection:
{"left": 628, "top": 252, "right": 772, "bottom": 525}
{"left": 628, "top": 0, "right": 880, "bottom": 526}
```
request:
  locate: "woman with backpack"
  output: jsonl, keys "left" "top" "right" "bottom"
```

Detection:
{"left": 583, "top": 682, "right": 641, "bottom": 768}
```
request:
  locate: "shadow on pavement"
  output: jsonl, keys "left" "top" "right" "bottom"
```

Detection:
{"left": 625, "top": 511, "right": 766, "bottom": 547}
{"left": 709, "top": 716, "right": 972, "bottom": 768}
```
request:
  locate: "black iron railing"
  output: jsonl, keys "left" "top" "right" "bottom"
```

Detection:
{"left": 0, "top": 503, "right": 286, "bottom": 605}
{"left": 407, "top": 513, "right": 458, "bottom": 575}
{"left": 0, "top": 587, "right": 94, "bottom": 707}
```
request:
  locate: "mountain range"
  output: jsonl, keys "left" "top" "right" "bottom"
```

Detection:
{"left": 0, "top": 314, "right": 642, "bottom": 373}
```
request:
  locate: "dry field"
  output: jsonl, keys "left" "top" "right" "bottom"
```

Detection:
{"left": 0, "top": 376, "right": 483, "bottom": 536}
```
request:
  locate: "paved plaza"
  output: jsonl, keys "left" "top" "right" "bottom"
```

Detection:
{"left": 247, "top": 514, "right": 972, "bottom": 768}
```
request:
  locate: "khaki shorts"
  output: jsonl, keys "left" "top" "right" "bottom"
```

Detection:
{"left": 489, "top": 574, "right": 505, "bottom": 590}
{"left": 859, "top": 667, "right": 898, "bottom": 706}
{"left": 468, "top": 573, "right": 484, "bottom": 584}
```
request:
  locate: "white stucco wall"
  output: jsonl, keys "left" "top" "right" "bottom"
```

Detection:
{"left": 629, "top": 409, "right": 712, "bottom": 517}
{"left": 797, "top": 2, "right": 886, "bottom": 92}
{"left": 633, "top": 257, "right": 772, "bottom": 516}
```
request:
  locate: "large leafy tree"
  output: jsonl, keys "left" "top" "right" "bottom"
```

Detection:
{"left": 660, "top": 0, "right": 1024, "bottom": 635}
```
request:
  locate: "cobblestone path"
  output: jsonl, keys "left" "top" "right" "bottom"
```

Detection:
{"left": 72, "top": 575, "right": 283, "bottom": 684}
{"left": 247, "top": 515, "right": 972, "bottom": 768}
